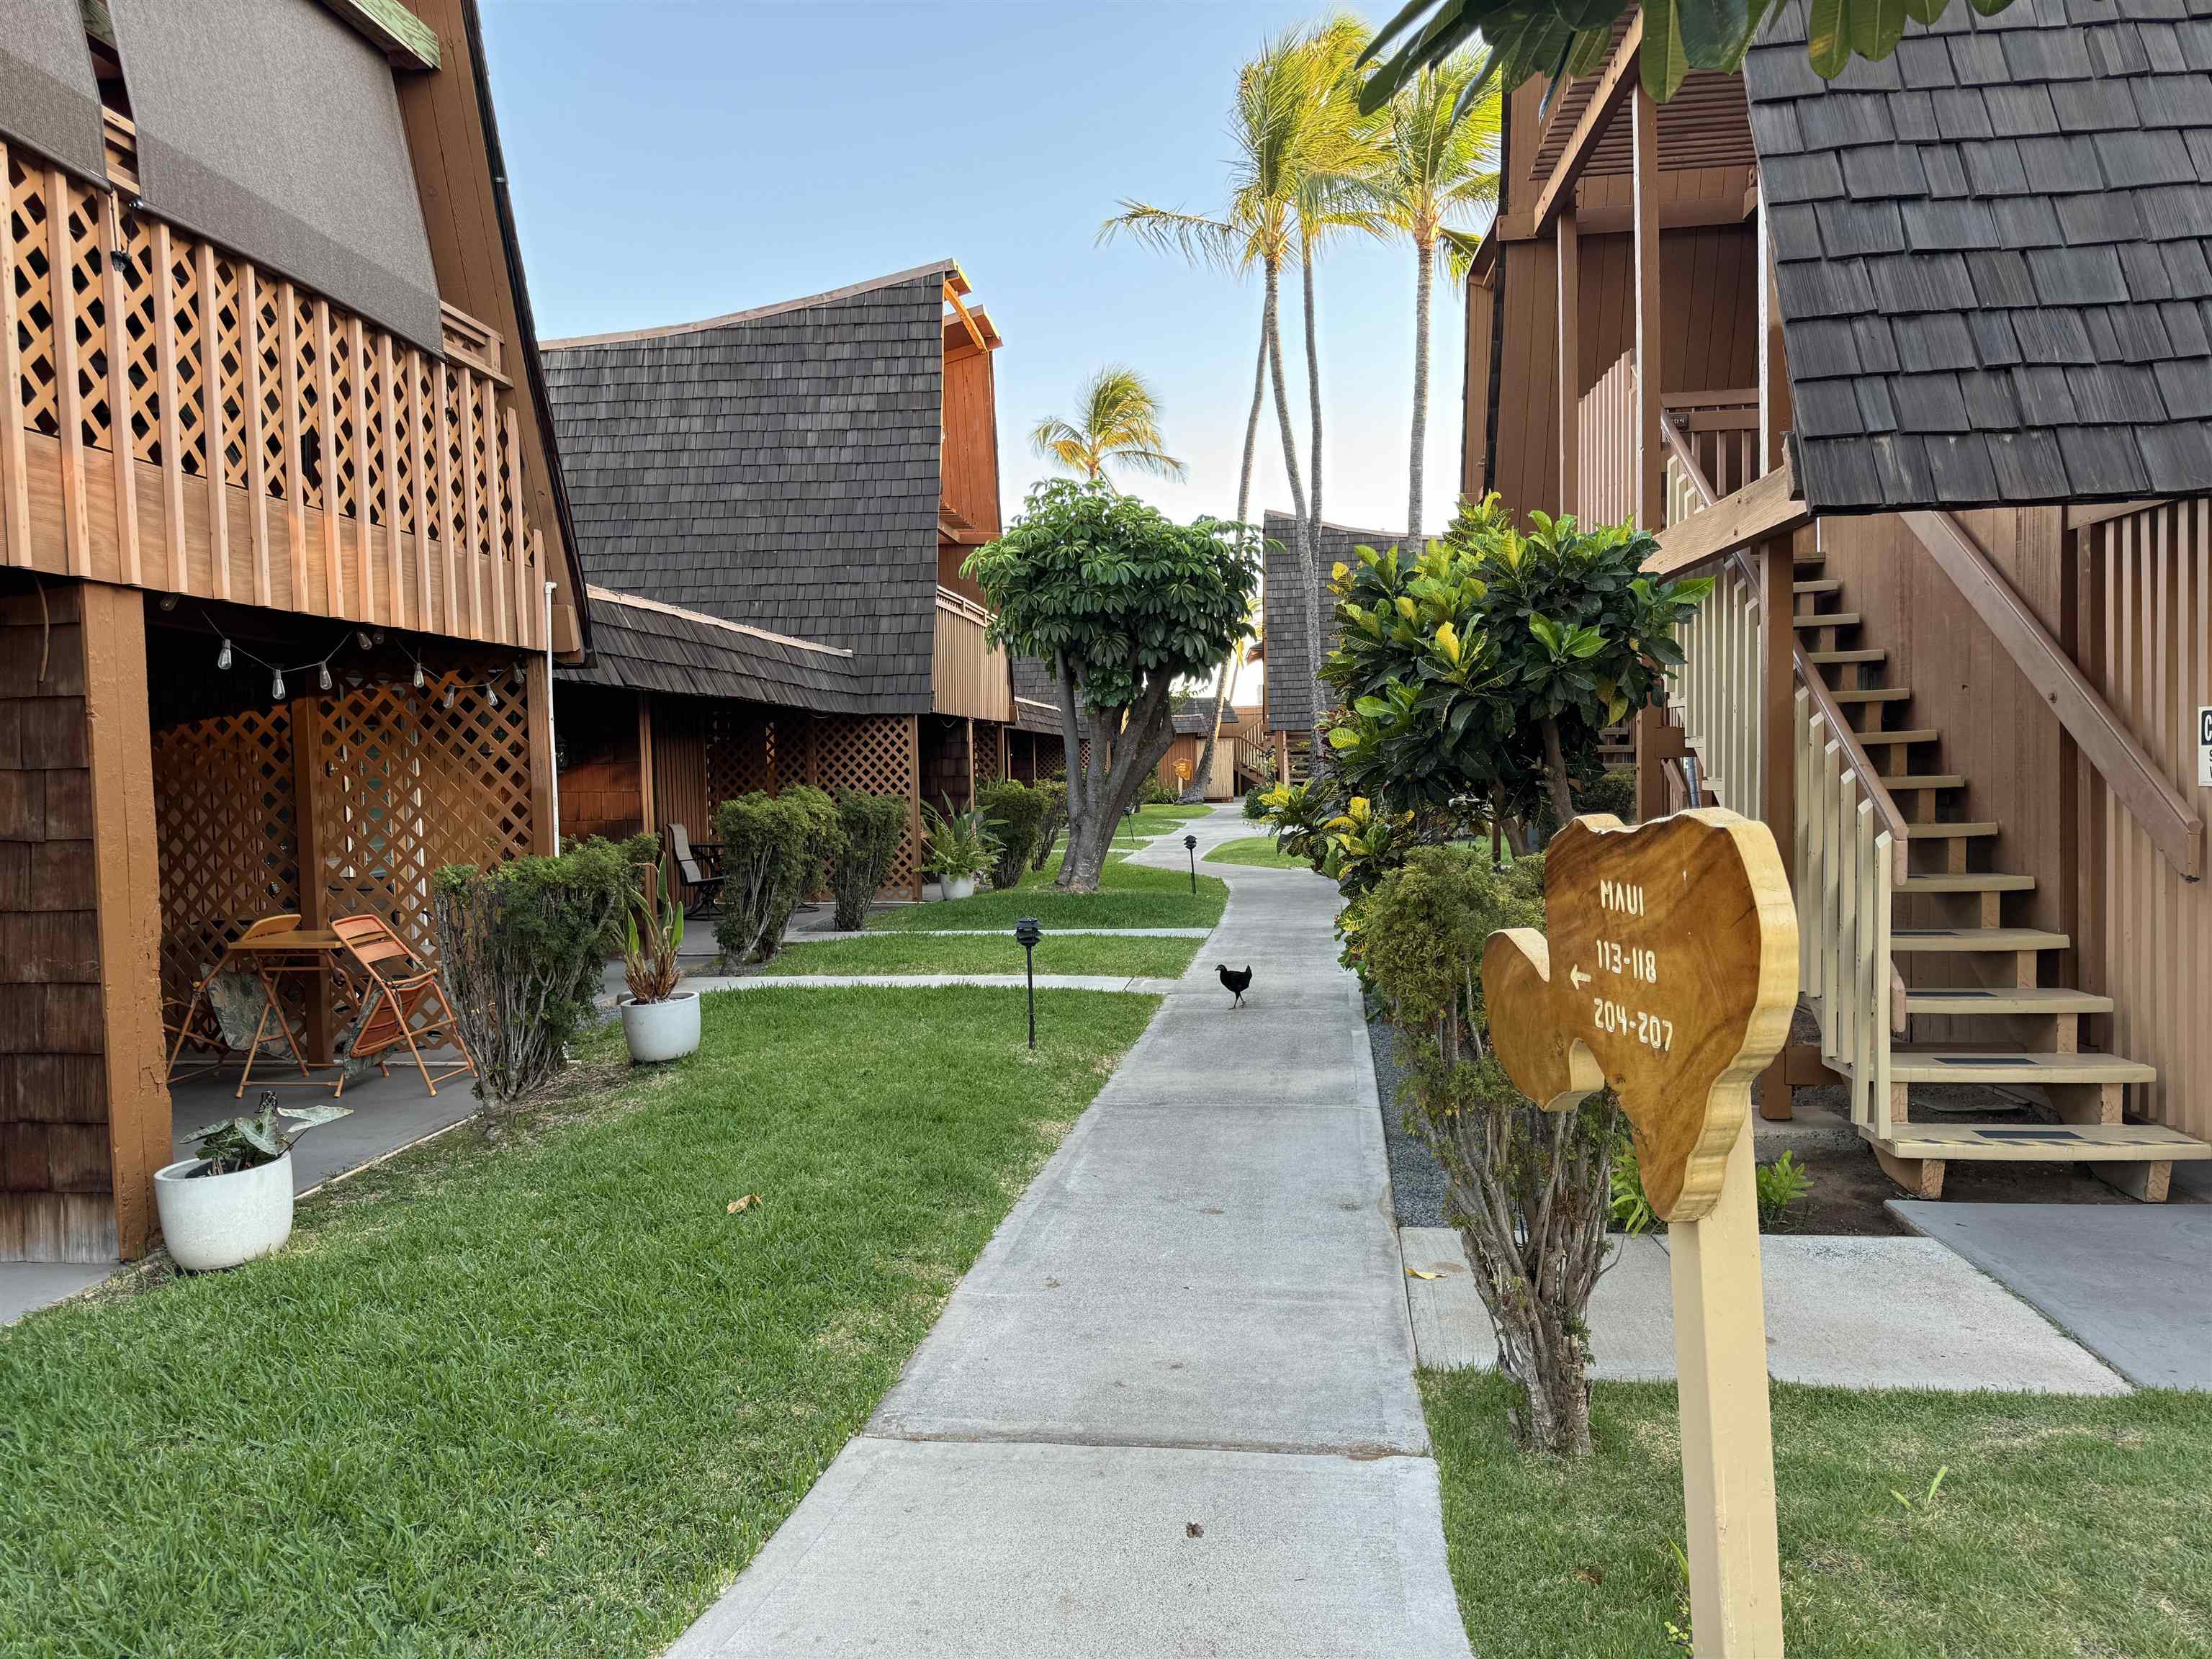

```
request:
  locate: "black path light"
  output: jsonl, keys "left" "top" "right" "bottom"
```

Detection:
{"left": 1015, "top": 917, "right": 1042, "bottom": 1050}
{"left": 1183, "top": 833, "right": 1198, "bottom": 894}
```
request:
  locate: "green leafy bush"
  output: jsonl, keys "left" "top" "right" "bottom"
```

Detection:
{"left": 1242, "top": 787, "right": 1269, "bottom": 820}
{"left": 713, "top": 793, "right": 814, "bottom": 963}
{"left": 1030, "top": 779, "right": 1069, "bottom": 872}
{"left": 978, "top": 779, "right": 1049, "bottom": 890}
{"left": 1610, "top": 1145, "right": 1817, "bottom": 1236}
{"left": 780, "top": 783, "right": 843, "bottom": 904}
{"left": 922, "top": 801, "right": 999, "bottom": 882}
{"left": 433, "top": 847, "right": 639, "bottom": 1118}
{"left": 1140, "top": 774, "right": 1180, "bottom": 806}
{"left": 1756, "top": 1151, "right": 1814, "bottom": 1231}
{"left": 830, "top": 790, "right": 908, "bottom": 930}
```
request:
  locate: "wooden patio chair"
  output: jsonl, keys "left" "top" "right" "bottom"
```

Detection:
{"left": 328, "top": 915, "right": 477, "bottom": 1098}
{"left": 667, "top": 822, "right": 727, "bottom": 916}
{"left": 164, "top": 913, "right": 312, "bottom": 1088}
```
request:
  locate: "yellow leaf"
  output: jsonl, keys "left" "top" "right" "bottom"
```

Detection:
{"left": 1406, "top": 1268, "right": 1443, "bottom": 1280}
{"left": 728, "top": 1194, "right": 763, "bottom": 1214}
{"left": 1331, "top": 561, "right": 1349, "bottom": 582}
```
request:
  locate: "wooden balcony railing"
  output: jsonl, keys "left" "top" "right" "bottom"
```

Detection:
{"left": 1, "top": 135, "right": 544, "bottom": 649}
{"left": 932, "top": 585, "right": 1011, "bottom": 721}
{"left": 1661, "top": 390, "right": 1761, "bottom": 528}
{"left": 1574, "top": 351, "right": 1636, "bottom": 527}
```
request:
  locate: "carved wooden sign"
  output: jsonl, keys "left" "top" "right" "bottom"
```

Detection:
{"left": 1483, "top": 809, "right": 1799, "bottom": 1220}
{"left": 1483, "top": 809, "right": 1799, "bottom": 1658}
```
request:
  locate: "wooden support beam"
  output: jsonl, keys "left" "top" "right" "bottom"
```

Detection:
{"left": 907, "top": 714, "right": 924, "bottom": 902}
{"left": 50, "top": 169, "right": 89, "bottom": 577}
{"left": 349, "top": 315, "right": 373, "bottom": 620}
{"left": 1755, "top": 181, "right": 1791, "bottom": 476}
{"left": 199, "top": 242, "right": 230, "bottom": 601}
{"left": 320, "top": 0, "right": 443, "bottom": 70}
{"left": 407, "top": 347, "right": 430, "bottom": 627}
{"left": 81, "top": 583, "right": 168, "bottom": 1261}
{"left": 526, "top": 655, "right": 558, "bottom": 855}
{"left": 1631, "top": 82, "right": 1664, "bottom": 534}
{"left": 244, "top": 264, "right": 273, "bottom": 606}
{"left": 1757, "top": 536, "right": 1797, "bottom": 1121}
{"left": 289, "top": 692, "right": 333, "bottom": 1064}
{"left": 436, "top": 361, "right": 457, "bottom": 637}
{"left": 635, "top": 691, "right": 657, "bottom": 837}
{"left": 0, "top": 143, "right": 30, "bottom": 566}
{"left": 153, "top": 222, "right": 187, "bottom": 592}
{"left": 1557, "top": 210, "right": 1580, "bottom": 521}
{"left": 380, "top": 331, "right": 404, "bottom": 628}
{"left": 1647, "top": 463, "right": 1811, "bottom": 577}
{"left": 1526, "top": 14, "right": 1642, "bottom": 237}
{"left": 1904, "top": 509, "right": 2203, "bottom": 879}
{"left": 101, "top": 197, "right": 140, "bottom": 587}
{"left": 315, "top": 300, "right": 341, "bottom": 614}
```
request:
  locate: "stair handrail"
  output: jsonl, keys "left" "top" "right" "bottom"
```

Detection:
{"left": 1660, "top": 413, "right": 1911, "bottom": 884}
{"left": 1903, "top": 508, "right": 2202, "bottom": 882}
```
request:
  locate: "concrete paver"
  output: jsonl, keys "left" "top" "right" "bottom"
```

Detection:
{"left": 1892, "top": 1201, "right": 2211, "bottom": 1389}
{"left": 665, "top": 805, "right": 1470, "bottom": 1657}
{"left": 0, "top": 1262, "right": 112, "bottom": 1326}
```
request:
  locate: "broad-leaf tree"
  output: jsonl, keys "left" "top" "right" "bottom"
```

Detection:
{"left": 968, "top": 481, "right": 1259, "bottom": 891}
{"left": 1029, "top": 365, "right": 1187, "bottom": 488}
{"left": 1354, "top": 0, "right": 2028, "bottom": 114}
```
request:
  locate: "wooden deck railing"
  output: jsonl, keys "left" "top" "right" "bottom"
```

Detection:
{"left": 932, "top": 586, "right": 1012, "bottom": 721}
{"left": 1, "top": 132, "right": 544, "bottom": 648}
{"left": 1662, "top": 390, "right": 1761, "bottom": 527}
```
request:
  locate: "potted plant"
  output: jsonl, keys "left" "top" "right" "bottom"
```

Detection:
{"left": 923, "top": 801, "right": 998, "bottom": 902}
{"left": 621, "top": 868, "right": 700, "bottom": 1062}
{"left": 153, "top": 1092, "right": 351, "bottom": 1272}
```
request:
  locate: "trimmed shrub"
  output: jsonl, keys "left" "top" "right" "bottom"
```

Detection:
{"left": 1242, "top": 787, "right": 1268, "bottom": 820}
{"left": 1140, "top": 773, "right": 1180, "bottom": 806}
{"left": 1030, "top": 779, "right": 1069, "bottom": 873}
{"left": 977, "top": 779, "right": 1048, "bottom": 890}
{"left": 830, "top": 789, "right": 908, "bottom": 930}
{"left": 432, "top": 847, "right": 639, "bottom": 1122}
{"left": 714, "top": 793, "right": 813, "bottom": 964}
{"left": 779, "top": 784, "right": 843, "bottom": 913}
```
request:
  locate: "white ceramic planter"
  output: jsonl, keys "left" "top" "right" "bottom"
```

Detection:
{"left": 940, "top": 874, "right": 977, "bottom": 902}
{"left": 622, "top": 991, "right": 701, "bottom": 1062}
{"left": 155, "top": 1153, "right": 295, "bottom": 1272}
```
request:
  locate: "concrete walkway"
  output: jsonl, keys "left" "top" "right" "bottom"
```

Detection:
{"left": 667, "top": 806, "right": 1470, "bottom": 1658}
{"left": 692, "top": 974, "right": 1183, "bottom": 994}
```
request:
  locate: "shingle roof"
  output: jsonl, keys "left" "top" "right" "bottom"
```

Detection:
{"left": 1172, "top": 697, "right": 1241, "bottom": 736}
{"left": 1747, "top": 0, "right": 2212, "bottom": 511}
{"left": 557, "top": 587, "right": 868, "bottom": 714}
{"left": 1010, "top": 657, "right": 1079, "bottom": 734}
{"left": 542, "top": 261, "right": 954, "bottom": 710}
{"left": 1262, "top": 512, "right": 1404, "bottom": 732}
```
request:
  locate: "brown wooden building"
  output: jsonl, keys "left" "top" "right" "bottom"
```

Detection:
{"left": 1463, "top": 1, "right": 2211, "bottom": 1200}
{"left": 542, "top": 263, "right": 1019, "bottom": 894}
{"left": 1, "top": 0, "right": 588, "bottom": 1262}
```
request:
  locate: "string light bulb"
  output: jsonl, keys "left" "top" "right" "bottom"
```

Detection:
{"left": 485, "top": 676, "right": 499, "bottom": 709}
{"left": 318, "top": 662, "right": 333, "bottom": 693}
{"left": 443, "top": 684, "right": 456, "bottom": 710}
{"left": 217, "top": 638, "right": 233, "bottom": 672}
{"left": 412, "top": 660, "right": 425, "bottom": 691}
{"left": 271, "top": 670, "right": 286, "bottom": 701}
{"left": 357, "top": 630, "right": 377, "bottom": 652}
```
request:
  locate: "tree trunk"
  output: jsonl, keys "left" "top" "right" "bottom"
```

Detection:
{"left": 1303, "top": 238, "right": 1325, "bottom": 556}
{"left": 1539, "top": 716, "right": 1576, "bottom": 831}
{"left": 1493, "top": 1295, "right": 1596, "bottom": 1456}
{"left": 1263, "top": 257, "right": 1319, "bottom": 748}
{"left": 1060, "top": 673, "right": 1181, "bottom": 891}
{"left": 1236, "top": 317, "right": 1267, "bottom": 526}
{"left": 1409, "top": 236, "right": 1434, "bottom": 544}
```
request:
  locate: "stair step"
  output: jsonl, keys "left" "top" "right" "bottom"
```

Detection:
{"left": 1794, "top": 579, "right": 1843, "bottom": 596}
{"left": 1856, "top": 727, "right": 1939, "bottom": 747}
{"left": 1832, "top": 687, "right": 1912, "bottom": 704}
{"left": 1898, "top": 872, "right": 2036, "bottom": 894}
{"left": 1890, "top": 927, "right": 2069, "bottom": 953}
{"left": 1793, "top": 611, "right": 1861, "bottom": 630}
{"left": 1883, "top": 773, "right": 1965, "bottom": 791}
{"left": 1807, "top": 648, "right": 1887, "bottom": 665}
{"left": 1889, "top": 1048, "right": 2156, "bottom": 1085}
{"left": 1902, "top": 821, "right": 2000, "bottom": 839}
{"left": 1874, "top": 1121, "right": 2206, "bottom": 1163}
{"left": 1902, "top": 986, "right": 2113, "bottom": 1016}
{"left": 1794, "top": 552, "right": 1824, "bottom": 568}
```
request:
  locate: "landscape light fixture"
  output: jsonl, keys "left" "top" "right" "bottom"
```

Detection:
{"left": 1014, "top": 917, "right": 1042, "bottom": 1050}
{"left": 1183, "top": 833, "right": 1197, "bottom": 894}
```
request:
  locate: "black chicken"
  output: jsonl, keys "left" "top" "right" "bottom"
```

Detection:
{"left": 1217, "top": 963, "right": 1253, "bottom": 1008}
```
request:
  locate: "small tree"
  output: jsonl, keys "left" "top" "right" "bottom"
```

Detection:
{"left": 713, "top": 793, "right": 813, "bottom": 963}
{"left": 977, "top": 778, "right": 1049, "bottom": 890}
{"left": 968, "top": 480, "right": 1257, "bottom": 892}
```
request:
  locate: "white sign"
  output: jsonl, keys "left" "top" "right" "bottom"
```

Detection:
{"left": 2201, "top": 706, "right": 2212, "bottom": 788}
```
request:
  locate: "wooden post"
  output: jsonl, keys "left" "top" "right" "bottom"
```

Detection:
{"left": 907, "top": 714, "right": 924, "bottom": 902}
{"left": 526, "top": 655, "right": 558, "bottom": 855}
{"left": 1631, "top": 83, "right": 1664, "bottom": 534}
{"left": 1757, "top": 180, "right": 1791, "bottom": 478}
{"left": 636, "top": 691, "right": 657, "bottom": 836}
{"left": 81, "top": 584, "right": 169, "bottom": 1261}
{"left": 1758, "top": 537, "right": 1796, "bottom": 1119}
{"left": 1557, "top": 209, "right": 1580, "bottom": 521}
{"left": 1671, "top": 1119, "right": 1786, "bottom": 1653}
{"left": 289, "top": 690, "right": 332, "bottom": 1064}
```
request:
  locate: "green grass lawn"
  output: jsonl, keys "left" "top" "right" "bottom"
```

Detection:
{"left": 872, "top": 850, "right": 1226, "bottom": 932}
{"left": 760, "top": 931, "right": 1198, "bottom": 979}
{"left": 1424, "top": 1370, "right": 2212, "bottom": 1658}
{"left": 0, "top": 987, "right": 1158, "bottom": 1658}
{"left": 1202, "top": 835, "right": 1308, "bottom": 870}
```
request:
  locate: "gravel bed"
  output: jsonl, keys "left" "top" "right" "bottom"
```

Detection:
{"left": 1367, "top": 1012, "right": 1450, "bottom": 1226}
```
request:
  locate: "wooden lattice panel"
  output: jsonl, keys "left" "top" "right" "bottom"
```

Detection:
{"left": 972, "top": 723, "right": 1002, "bottom": 785}
{"left": 292, "top": 289, "right": 322, "bottom": 511}
{"left": 152, "top": 705, "right": 300, "bottom": 1007}
{"left": 8, "top": 154, "right": 58, "bottom": 438}
{"left": 256, "top": 279, "right": 287, "bottom": 499}
{"left": 705, "top": 706, "right": 775, "bottom": 804}
{"left": 66, "top": 176, "right": 107, "bottom": 453}
{"left": 811, "top": 714, "right": 917, "bottom": 891}
{"left": 210, "top": 257, "right": 246, "bottom": 487}
{"left": 115, "top": 206, "right": 158, "bottom": 465}
{"left": 330, "top": 321, "right": 357, "bottom": 519}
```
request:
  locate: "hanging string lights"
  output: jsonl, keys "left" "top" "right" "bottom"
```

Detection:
{"left": 194, "top": 611, "right": 518, "bottom": 709}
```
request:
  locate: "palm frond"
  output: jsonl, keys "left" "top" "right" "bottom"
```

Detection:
{"left": 1098, "top": 202, "right": 1248, "bottom": 271}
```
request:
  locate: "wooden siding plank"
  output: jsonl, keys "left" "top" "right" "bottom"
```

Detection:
{"left": 483, "top": 377, "right": 505, "bottom": 644}
{"left": 279, "top": 282, "right": 307, "bottom": 607}
{"left": 460, "top": 366, "right": 482, "bottom": 639}
{"left": 381, "top": 333, "right": 404, "bottom": 629}
{"left": 1557, "top": 212, "right": 1579, "bottom": 519}
{"left": 0, "top": 143, "right": 28, "bottom": 567}
{"left": 350, "top": 314, "right": 374, "bottom": 620}
{"left": 1631, "top": 84, "right": 1663, "bottom": 532}
{"left": 50, "top": 169, "right": 89, "bottom": 577}
{"left": 195, "top": 240, "right": 230, "bottom": 601}
{"left": 153, "top": 225, "right": 186, "bottom": 593}
{"left": 315, "top": 299, "right": 341, "bottom": 615}
{"left": 101, "top": 195, "right": 140, "bottom": 587}
{"left": 408, "top": 347, "right": 431, "bottom": 629}
{"left": 242, "top": 263, "right": 270, "bottom": 605}
{"left": 436, "top": 361, "right": 457, "bottom": 637}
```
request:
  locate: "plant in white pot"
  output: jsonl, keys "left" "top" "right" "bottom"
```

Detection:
{"left": 923, "top": 801, "right": 999, "bottom": 902}
{"left": 621, "top": 869, "right": 699, "bottom": 1063}
{"left": 155, "top": 1092, "right": 351, "bottom": 1272}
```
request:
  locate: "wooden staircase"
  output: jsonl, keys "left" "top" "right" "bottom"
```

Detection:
{"left": 1763, "top": 554, "right": 2207, "bottom": 1200}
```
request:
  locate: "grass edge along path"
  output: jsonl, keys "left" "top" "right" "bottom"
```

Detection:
{"left": 1423, "top": 1368, "right": 2212, "bottom": 1658}
{"left": 871, "top": 850, "right": 1227, "bottom": 932}
{"left": 0, "top": 987, "right": 1160, "bottom": 1658}
{"left": 762, "top": 931, "right": 1200, "bottom": 979}
{"left": 1203, "top": 835, "right": 1308, "bottom": 870}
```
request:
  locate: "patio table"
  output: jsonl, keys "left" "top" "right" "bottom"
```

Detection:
{"left": 166, "top": 926, "right": 353, "bottom": 1094}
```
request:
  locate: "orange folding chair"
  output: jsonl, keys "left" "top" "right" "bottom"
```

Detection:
{"left": 328, "top": 915, "right": 478, "bottom": 1097}
{"left": 164, "top": 913, "right": 315, "bottom": 1089}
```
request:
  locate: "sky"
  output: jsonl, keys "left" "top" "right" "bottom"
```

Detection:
{"left": 478, "top": 0, "right": 1485, "bottom": 545}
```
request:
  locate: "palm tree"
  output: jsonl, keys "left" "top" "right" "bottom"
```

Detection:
{"left": 1103, "top": 17, "right": 1374, "bottom": 779}
{"left": 1029, "top": 366, "right": 1187, "bottom": 488}
{"left": 1357, "top": 53, "right": 1501, "bottom": 541}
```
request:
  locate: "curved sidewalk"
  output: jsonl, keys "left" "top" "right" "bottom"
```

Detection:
{"left": 667, "top": 806, "right": 1468, "bottom": 1658}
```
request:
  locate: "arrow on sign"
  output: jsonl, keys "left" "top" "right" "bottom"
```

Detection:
{"left": 1569, "top": 966, "right": 1591, "bottom": 990}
